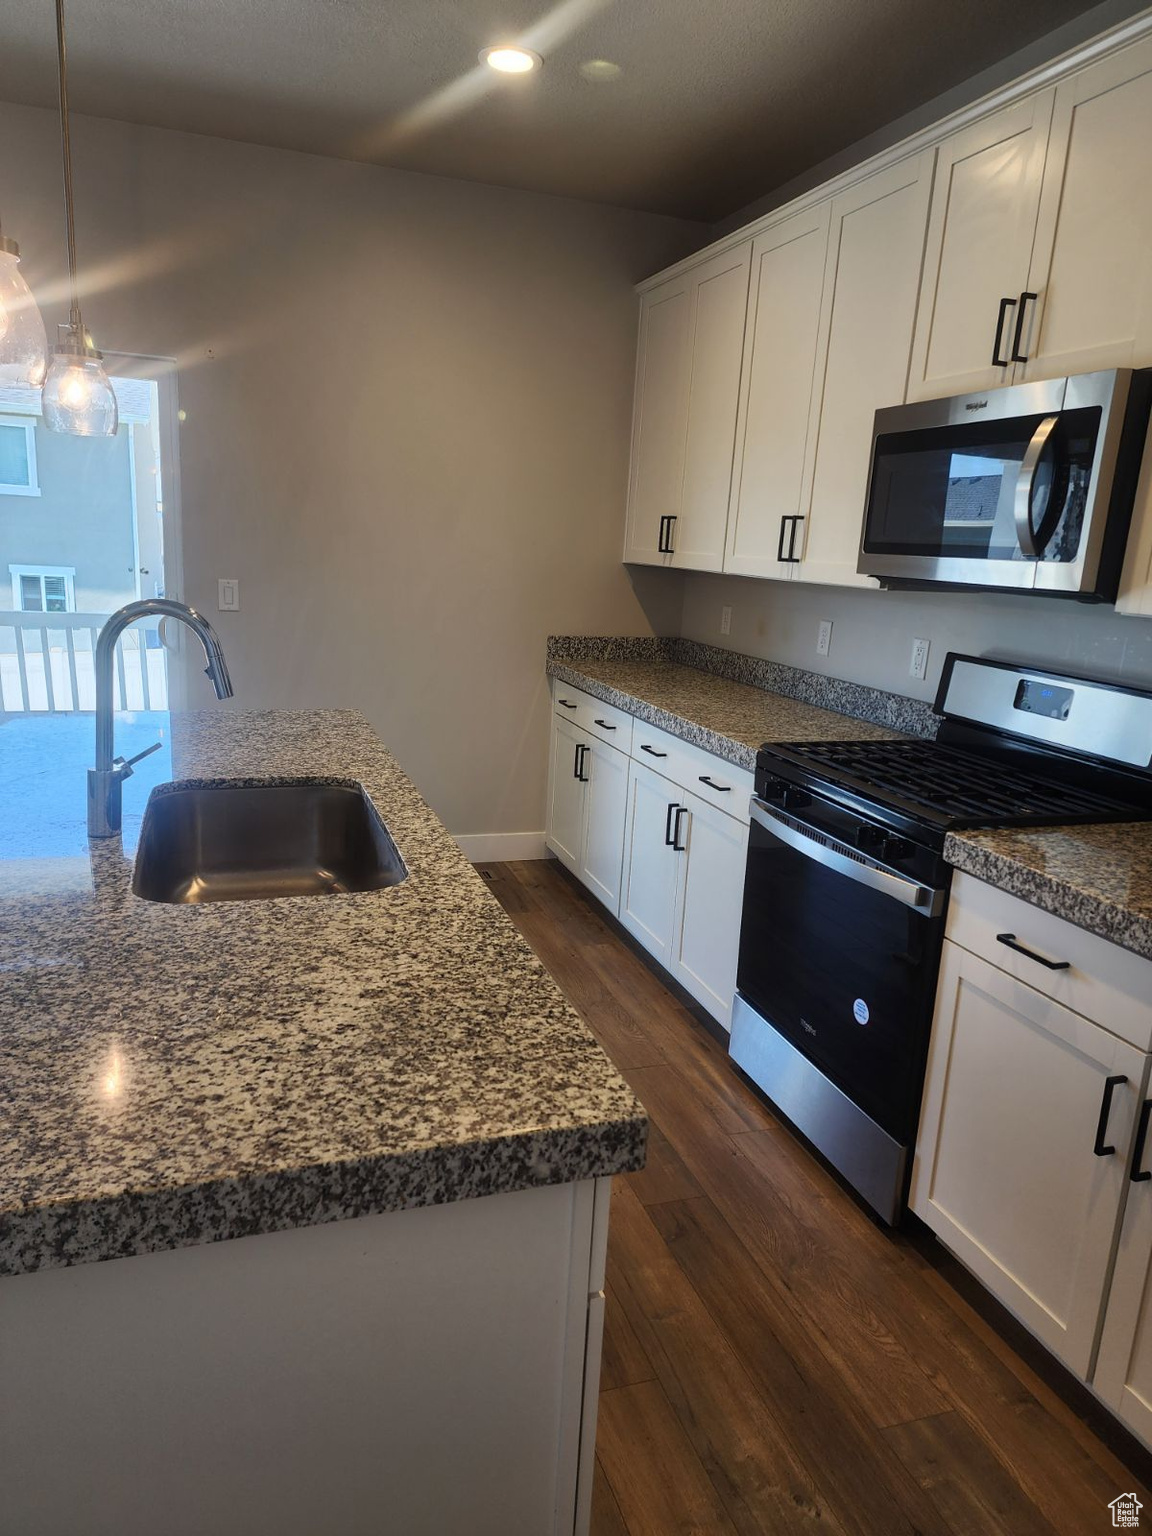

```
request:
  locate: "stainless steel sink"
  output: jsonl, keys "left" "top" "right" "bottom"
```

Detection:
{"left": 132, "top": 780, "right": 408, "bottom": 904}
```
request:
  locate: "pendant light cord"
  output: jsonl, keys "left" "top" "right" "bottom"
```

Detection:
{"left": 54, "top": 0, "right": 82, "bottom": 334}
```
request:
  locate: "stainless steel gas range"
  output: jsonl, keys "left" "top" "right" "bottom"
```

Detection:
{"left": 729, "top": 653, "right": 1152, "bottom": 1224}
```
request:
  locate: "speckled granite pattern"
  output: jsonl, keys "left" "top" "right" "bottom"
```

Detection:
{"left": 548, "top": 636, "right": 937, "bottom": 739}
{"left": 548, "top": 657, "right": 904, "bottom": 769}
{"left": 0, "top": 709, "right": 646, "bottom": 1277}
{"left": 945, "top": 823, "right": 1152, "bottom": 962}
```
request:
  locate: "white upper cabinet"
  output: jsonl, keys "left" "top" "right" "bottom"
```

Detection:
{"left": 796, "top": 152, "right": 936, "bottom": 588}
{"left": 624, "top": 276, "right": 691, "bottom": 566}
{"left": 673, "top": 245, "right": 753, "bottom": 571}
{"left": 724, "top": 203, "right": 831, "bottom": 579}
{"left": 1019, "top": 35, "right": 1152, "bottom": 380}
{"left": 624, "top": 247, "right": 751, "bottom": 571}
{"left": 907, "top": 92, "right": 1054, "bottom": 401}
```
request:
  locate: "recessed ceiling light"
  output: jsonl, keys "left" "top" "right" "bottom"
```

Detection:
{"left": 579, "top": 59, "right": 622, "bottom": 82}
{"left": 479, "top": 45, "right": 542, "bottom": 75}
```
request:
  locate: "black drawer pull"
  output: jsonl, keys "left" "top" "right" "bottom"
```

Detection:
{"left": 664, "top": 802, "right": 679, "bottom": 846}
{"left": 995, "top": 933, "right": 1070, "bottom": 971}
{"left": 1094, "top": 1074, "right": 1128, "bottom": 1157}
{"left": 640, "top": 744, "right": 668, "bottom": 758}
{"left": 699, "top": 775, "right": 730, "bottom": 792}
{"left": 593, "top": 718, "right": 617, "bottom": 731}
{"left": 672, "top": 806, "right": 688, "bottom": 852}
{"left": 557, "top": 699, "right": 578, "bottom": 710}
{"left": 1133, "top": 1100, "right": 1152, "bottom": 1182}
{"left": 991, "top": 295, "right": 1016, "bottom": 367}
{"left": 1010, "top": 291, "right": 1037, "bottom": 363}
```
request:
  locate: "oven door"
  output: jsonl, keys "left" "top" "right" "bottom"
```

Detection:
{"left": 734, "top": 797, "right": 945, "bottom": 1145}
{"left": 857, "top": 373, "right": 1121, "bottom": 594}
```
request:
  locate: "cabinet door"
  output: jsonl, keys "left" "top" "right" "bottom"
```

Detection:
{"left": 797, "top": 152, "right": 935, "bottom": 588}
{"left": 668, "top": 789, "right": 748, "bottom": 1031}
{"left": 1019, "top": 36, "right": 1152, "bottom": 381}
{"left": 624, "top": 276, "right": 690, "bottom": 565}
{"left": 911, "top": 941, "right": 1145, "bottom": 1376}
{"left": 577, "top": 737, "right": 629, "bottom": 915}
{"left": 907, "top": 92, "right": 1054, "bottom": 401}
{"left": 1094, "top": 1100, "right": 1152, "bottom": 1446}
{"left": 671, "top": 243, "right": 752, "bottom": 572}
{"left": 724, "top": 202, "right": 831, "bottom": 579}
{"left": 619, "top": 760, "right": 681, "bottom": 967}
{"left": 546, "top": 714, "right": 587, "bottom": 872}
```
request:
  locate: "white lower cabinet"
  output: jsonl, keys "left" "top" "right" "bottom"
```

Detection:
{"left": 619, "top": 758, "right": 682, "bottom": 966}
{"left": 579, "top": 736, "right": 630, "bottom": 911}
{"left": 913, "top": 939, "right": 1147, "bottom": 1376}
{"left": 1095, "top": 1139, "right": 1152, "bottom": 1446}
{"left": 668, "top": 788, "right": 747, "bottom": 1030}
{"left": 619, "top": 758, "right": 748, "bottom": 1031}
{"left": 546, "top": 710, "right": 628, "bottom": 914}
{"left": 549, "top": 683, "right": 750, "bottom": 1032}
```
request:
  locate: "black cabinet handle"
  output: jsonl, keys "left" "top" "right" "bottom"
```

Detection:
{"left": 991, "top": 295, "right": 1017, "bottom": 367}
{"left": 1010, "top": 291, "right": 1037, "bottom": 363}
{"left": 1133, "top": 1100, "right": 1152, "bottom": 1182}
{"left": 664, "top": 802, "right": 679, "bottom": 846}
{"left": 672, "top": 806, "right": 688, "bottom": 852}
{"left": 593, "top": 718, "right": 616, "bottom": 731}
{"left": 557, "top": 698, "right": 578, "bottom": 710}
{"left": 777, "top": 515, "right": 803, "bottom": 563}
{"left": 657, "top": 515, "right": 677, "bottom": 554}
{"left": 640, "top": 744, "right": 668, "bottom": 758}
{"left": 1094, "top": 1074, "right": 1128, "bottom": 1157}
{"left": 995, "top": 933, "right": 1070, "bottom": 971}
{"left": 573, "top": 744, "right": 581, "bottom": 780}
{"left": 699, "top": 775, "right": 731, "bottom": 792}
{"left": 573, "top": 744, "right": 590, "bottom": 782}
{"left": 658, "top": 516, "right": 669, "bottom": 553}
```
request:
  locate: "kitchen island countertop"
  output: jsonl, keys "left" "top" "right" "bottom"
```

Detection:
{"left": 0, "top": 708, "right": 645, "bottom": 1277}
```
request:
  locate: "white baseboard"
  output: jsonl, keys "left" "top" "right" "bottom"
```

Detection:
{"left": 455, "top": 832, "right": 549, "bottom": 864}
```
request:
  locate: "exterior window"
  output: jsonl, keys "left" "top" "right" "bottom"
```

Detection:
{"left": 0, "top": 419, "right": 39, "bottom": 497}
{"left": 9, "top": 566, "right": 75, "bottom": 613}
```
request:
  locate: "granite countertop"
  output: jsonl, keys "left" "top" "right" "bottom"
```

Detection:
{"left": 946, "top": 822, "right": 1152, "bottom": 962}
{"left": 0, "top": 709, "right": 646, "bottom": 1278}
{"left": 547, "top": 656, "right": 903, "bottom": 768}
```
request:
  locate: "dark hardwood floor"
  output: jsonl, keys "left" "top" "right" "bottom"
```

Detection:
{"left": 481, "top": 858, "right": 1152, "bottom": 1536}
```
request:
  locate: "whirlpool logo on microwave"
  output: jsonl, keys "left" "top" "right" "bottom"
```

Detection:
{"left": 964, "top": 400, "right": 989, "bottom": 411}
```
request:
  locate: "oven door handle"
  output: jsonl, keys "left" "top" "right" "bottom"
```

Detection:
{"left": 749, "top": 798, "right": 945, "bottom": 916}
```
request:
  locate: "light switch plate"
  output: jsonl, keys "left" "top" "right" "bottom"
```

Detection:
{"left": 816, "top": 619, "right": 833, "bottom": 657}
{"left": 720, "top": 605, "right": 732, "bottom": 637}
{"left": 218, "top": 578, "right": 240, "bottom": 612}
{"left": 910, "top": 637, "right": 930, "bottom": 680}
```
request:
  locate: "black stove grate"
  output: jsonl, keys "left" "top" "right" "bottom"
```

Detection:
{"left": 771, "top": 738, "right": 1138, "bottom": 827}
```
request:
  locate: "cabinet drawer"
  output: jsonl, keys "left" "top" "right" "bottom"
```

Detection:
{"left": 552, "top": 683, "right": 634, "bottom": 755}
{"left": 947, "top": 871, "right": 1152, "bottom": 1050}
{"left": 631, "top": 719, "right": 753, "bottom": 820}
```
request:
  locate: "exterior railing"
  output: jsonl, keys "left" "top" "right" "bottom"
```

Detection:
{"left": 0, "top": 611, "right": 169, "bottom": 714}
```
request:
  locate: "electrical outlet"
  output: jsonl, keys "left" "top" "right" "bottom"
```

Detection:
{"left": 218, "top": 578, "right": 240, "bottom": 612}
{"left": 816, "top": 619, "right": 833, "bottom": 657}
{"left": 910, "top": 637, "right": 930, "bottom": 680}
{"left": 720, "top": 605, "right": 732, "bottom": 637}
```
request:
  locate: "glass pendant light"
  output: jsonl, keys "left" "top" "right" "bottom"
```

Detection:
{"left": 0, "top": 216, "right": 48, "bottom": 387}
{"left": 41, "top": 0, "right": 117, "bottom": 437}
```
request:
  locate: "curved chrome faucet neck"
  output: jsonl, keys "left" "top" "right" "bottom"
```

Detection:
{"left": 89, "top": 599, "right": 234, "bottom": 838}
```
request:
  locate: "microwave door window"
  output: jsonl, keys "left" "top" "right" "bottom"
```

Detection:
{"left": 864, "top": 420, "right": 1042, "bottom": 561}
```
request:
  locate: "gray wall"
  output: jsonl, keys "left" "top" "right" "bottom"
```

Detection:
{"left": 1, "top": 99, "right": 698, "bottom": 834}
{"left": 0, "top": 420, "right": 137, "bottom": 613}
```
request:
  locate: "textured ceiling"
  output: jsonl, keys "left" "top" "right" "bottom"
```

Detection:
{"left": 0, "top": 0, "right": 1135, "bottom": 220}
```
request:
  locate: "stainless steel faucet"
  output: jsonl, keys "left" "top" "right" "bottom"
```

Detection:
{"left": 87, "top": 598, "right": 234, "bottom": 838}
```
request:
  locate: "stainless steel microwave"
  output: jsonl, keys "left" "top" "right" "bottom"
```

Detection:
{"left": 857, "top": 369, "right": 1152, "bottom": 600}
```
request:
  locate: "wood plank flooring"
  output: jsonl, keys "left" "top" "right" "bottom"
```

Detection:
{"left": 480, "top": 858, "right": 1152, "bottom": 1536}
